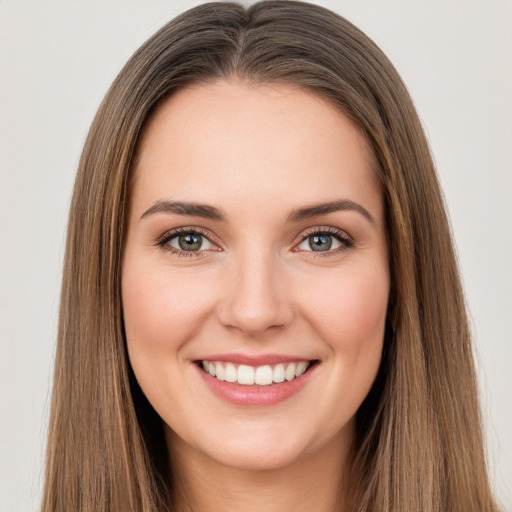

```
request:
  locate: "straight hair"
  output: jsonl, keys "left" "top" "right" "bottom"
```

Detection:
{"left": 42, "top": 2, "right": 498, "bottom": 511}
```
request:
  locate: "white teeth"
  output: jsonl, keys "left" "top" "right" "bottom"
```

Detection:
{"left": 215, "top": 362, "right": 225, "bottom": 381}
{"left": 237, "top": 365, "right": 255, "bottom": 385}
{"left": 295, "top": 361, "right": 308, "bottom": 377}
{"left": 273, "top": 363, "right": 285, "bottom": 383}
{"left": 225, "top": 363, "right": 237, "bottom": 383}
{"left": 254, "top": 365, "right": 273, "bottom": 386}
{"left": 285, "top": 363, "right": 296, "bottom": 381}
{"left": 200, "top": 360, "right": 313, "bottom": 386}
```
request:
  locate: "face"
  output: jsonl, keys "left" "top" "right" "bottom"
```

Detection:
{"left": 122, "top": 80, "right": 389, "bottom": 472}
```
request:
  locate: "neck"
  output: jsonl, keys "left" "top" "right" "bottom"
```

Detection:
{"left": 166, "top": 425, "right": 354, "bottom": 512}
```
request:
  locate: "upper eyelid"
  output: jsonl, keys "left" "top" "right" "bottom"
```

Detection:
{"left": 297, "top": 225, "right": 350, "bottom": 238}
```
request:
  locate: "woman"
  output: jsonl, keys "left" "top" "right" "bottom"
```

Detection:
{"left": 41, "top": 1, "right": 498, "bottom": 511}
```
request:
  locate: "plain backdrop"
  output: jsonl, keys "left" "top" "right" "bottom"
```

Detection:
{"left": 0, "top": 1, "right": 511, "bottom": 510}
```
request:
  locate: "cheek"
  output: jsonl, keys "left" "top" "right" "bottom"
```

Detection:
{"left": 121, "top": 263, "right": 223, "bottom": 427}
{"left": 121, "top": 265, "right": 215, "bottom": 362}
{"left": 317, "top": 265, "right": 389, "bottom": 418}
{"left": 299, "top": 260, "right": 389, "bottom": 397}
{"left": 305, "top": 263, "right": 389, "bottom": 341}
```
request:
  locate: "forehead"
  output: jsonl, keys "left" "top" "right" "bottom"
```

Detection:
{"left": 131, "top": 80, "right": 381, "bottom": 220}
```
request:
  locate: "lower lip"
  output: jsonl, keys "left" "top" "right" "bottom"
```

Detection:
{"left": 195, "top": 363, "right": 317, "bottom": 406}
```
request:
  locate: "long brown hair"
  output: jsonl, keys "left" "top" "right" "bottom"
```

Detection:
{"left": 42, "top": 2, "right": 498, "bottom": 510}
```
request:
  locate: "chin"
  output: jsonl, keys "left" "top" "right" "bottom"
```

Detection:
{"left": 167, "top": 420, "right": 316, "bottom": 473}
{"left": 203, "top": 439, "right": 307, "bottom": 472}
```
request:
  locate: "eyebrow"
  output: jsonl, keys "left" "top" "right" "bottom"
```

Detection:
{"left": 286, "top": 199, "right": 374, "bottom": 224}
{"left": 140, "top": 199, "right": 374, "bottom": 224}
{"left": 140, "top": 200, "right": 226, "bottom": 221}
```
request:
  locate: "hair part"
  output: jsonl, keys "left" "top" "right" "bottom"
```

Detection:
{"left": 42, "top": 2, "right": 497, "bottom": 511}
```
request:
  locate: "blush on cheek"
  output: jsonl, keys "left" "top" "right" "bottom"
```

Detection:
{"left": 122, "top": 267, "right": 220, "bottom": 357}
{"left": 313, "top": 273, "right": 388, "bottom": 338}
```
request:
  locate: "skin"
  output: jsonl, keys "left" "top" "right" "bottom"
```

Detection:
{"left": 122, "top": 80, "right": 390, "bottom": 511}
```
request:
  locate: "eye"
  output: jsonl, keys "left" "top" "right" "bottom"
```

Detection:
{"left": 169, "top": 232, "right": 213, "bottom": 251}
{"left": 295, "top": 227, "right": 353, "bottom": 254}
{"left": 156, "top": 227, "right": 218, "bottom": 256}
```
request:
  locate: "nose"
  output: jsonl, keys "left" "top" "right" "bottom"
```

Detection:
{"left": 217, "top": 251, "right": 295, "bottom": 338}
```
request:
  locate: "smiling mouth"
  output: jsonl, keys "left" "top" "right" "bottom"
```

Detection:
{"left": 198, "top": 360, "right": 319, "bottom": 386}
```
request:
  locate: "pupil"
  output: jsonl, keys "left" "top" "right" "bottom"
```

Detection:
{"left": 310, "top": 234, "right": 332, "bottom": 252}
{"left": 179, "top": 233, "right": 202, "bottom": 251}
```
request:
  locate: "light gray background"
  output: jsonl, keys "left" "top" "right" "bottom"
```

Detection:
{"left": 1, "top": 1, "right": 511, "bottom": 510}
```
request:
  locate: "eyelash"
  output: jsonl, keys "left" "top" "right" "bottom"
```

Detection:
{"left": 155, "top": 226, "right": 354, "bottom": 258}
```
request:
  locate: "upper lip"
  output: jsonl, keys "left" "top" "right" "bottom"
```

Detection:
{"left": 195, "top": 353, "right": 316, "bottom": 366}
